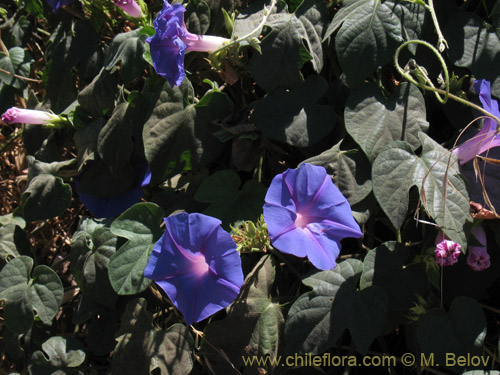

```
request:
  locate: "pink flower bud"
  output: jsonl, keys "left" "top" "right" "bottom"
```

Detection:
{"left": 113, "top": 0, "right": 143, "bottom": 18}
{"left": 435, "top": 232, "right": 461, "bottom": 266}
{"left": 1, "top": 107, "right": 57, "bottom": 125}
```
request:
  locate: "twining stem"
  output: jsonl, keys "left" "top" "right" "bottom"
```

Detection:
{"left": 424, "top": 0, "right": 448, "bottom": 52}
{"left": 394, "top": 40, "right": 500, "bottom": 128}
{"left": 210, "top": 0, "right": 277, "bottom": 55}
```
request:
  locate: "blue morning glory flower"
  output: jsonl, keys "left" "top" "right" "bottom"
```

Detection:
{"left": 46, "top": 0, "right": 75, "bottom": 11}
{"left": 76, "top": 162, "right": 151, "bottom": 219}
{"left": 453, "top": 79, "right": 500, "bottom": 164}
{"left": 263, "top": 163, "right": 363, "bottom": 270}
{"left": 144, "top": 212, "right": 244, "bottom": 325}
{"left": 147, "top": 1, "right": 230, "bottom": 87}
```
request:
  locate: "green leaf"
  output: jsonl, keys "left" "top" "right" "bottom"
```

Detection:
{"left": 345, "top": 82, "right": 429, "bottom": 163}
{"left": 250, "top": 0, "right": 328, "bottom": 91}
{"left": 0, "top": 224, "right": 30, "bottom": 262}
{"left": 0, "top": 256, "right": 63, "bottom": 334}
{"left": 445, "top": 12, "right": 500, "bottom": 98}
{"left": 74, "top": 119, "right": 104, "bottom": 170}
{"left": 303, "top": 141, "right": 372, "bottom": 205}
{"left": 372, "top": 133, "right": 471, "bottom": 245}
{"left": 143, "top": 81, "right": 231, "bottom": 183}
{"left": 326, "top": 0, "right": 425, "bottom": 85}
{"left": 251, "top": 75, "right": 336, "bottom": 147}
{"left": 77, "top": 68, "right": 118, "bottom": 118}
{"left": 203, "top": 255, "right": 283, "bottom": 373}
{"left": 21, "top": 174, "right": 72, "bottom": 222}
{"left": 104, "top": 28, "right": 149, "bottom": 82}
{"left": 417, "top": 297, "right": 487, "bottom": 369}
{"left": 29, "top": 336, "right": 85, "bottom": 375}
{"left": 27, "top": 266, "right": 64, "bottom": 324}
{"left": 27, "top": 156, "right": 75, "bottom": 182}
{"left": 108, "top": 241, "right": 153, "bottom": 295}
{"left": 97, "top": 103, "right": 134, "bottom": 173}
{"left": 185, "top": 0, "right": 211, "bottom": 35}
{"left": 113, "top": 298, "right": 194, "bottom": 375}
{"left": 70, "top": 219, "right": 118, "bottom": 310}
{"left": 110, "top": 202, "right": 164, "bottom": 243}
{"left": 0, "top": 47, "right": 33, "bottom": 89}
{"left": 360, "top": 241, "right": 427, "bottom": 311}
{"left": 195, "top": 170, "right": 267, "bottom": 228}
{"left": 285, "top": 259, "right": 387, "bottom": 354}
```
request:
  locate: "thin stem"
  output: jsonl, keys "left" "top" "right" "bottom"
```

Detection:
{"left": 425, "top": 0, "right": 448, "bottom": 52}
{"left": 394, "top": 40, "right": 500, "bottom": 128}
{"left": 210, "top": 0, "right": 277, "bottom": 55}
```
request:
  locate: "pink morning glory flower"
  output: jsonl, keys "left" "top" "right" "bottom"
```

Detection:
{"left": 2, "top": 107, "right": 58, "bottom": 125}
{"left": 263, "top": 163, "right": 363, "bottom": 270}
{"left": 453, "top": 79, "right": 500, "bottom": 164}
{"left": 435, "top": 232, "right": 461, "bottom": 266}
{"left": 144, "top": 212, "right": 244, "bottom": 325}
{"left": 113, "top": 0, "right": 143, "bottom": 18}
{"left": 467, "top": 225, "right": 490, "bottom": 271}
{"left": 147, "top": 1, "right": 230, "bottom": 87}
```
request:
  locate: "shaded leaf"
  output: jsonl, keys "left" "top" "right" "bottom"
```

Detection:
{"left": 110, "top": 202, "right": 164, "bottom": 243}
{"left": 77, "top": 68, "right": 118, "bottom": 118}
{"left": 29, "top": 336, "right": 85, "bottom": 375}
{"left": 0, "top": 47, "right": 33, "bottom": 89}
{"left": 185, "top": 0, "right": 211, "bottom": 35}
{"left": 285, "top": 259, "right": 387, "bottom": 355}
{"left": 251, "top": 75, "right": 336, "bottom": 147}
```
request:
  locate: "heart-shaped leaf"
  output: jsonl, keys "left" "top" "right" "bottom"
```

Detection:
{"left": 29, "top": 336, "right": 85, "bottom": 375}
{"left": 285, "top": 259, "right": 387, "bottom": 355}
{"left": 185, "top": 0, "right": 211, "bottom": 35}
{"left": 345, "top": 82, "right": 429, "bottom": 163}
{"left": 372, "top": 133, "right": 471, "bottom": 245}
{"left": 110, "top": 202, "right": 164, "bottom": 243}
{"left": 0, "top": 47, "right": 33, "bottom": 89}
{"left": 325, "top": 0, "right": 425, "bottom": 85}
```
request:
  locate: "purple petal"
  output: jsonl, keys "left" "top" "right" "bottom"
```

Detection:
{"left": 144, "top": 212, "right": 243, "bottom": 324}
{"left": 473, "top": 80, "right": 500, "bottom": 119}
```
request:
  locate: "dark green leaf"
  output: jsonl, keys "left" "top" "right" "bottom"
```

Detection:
{"left": 104, "top": 28, "right": 149, "bottom": 82}
{"left": 303, "top": 141, "right": 372, "bottom": 205}
{"left": 251, "top": 75, "right": 335, "bottom": 147}
{"left": 417, "top": 297, "right": 486, "bottom": 369}
{"left": 29, "top": 336, "right": 86, "bottom": 375}
{"left": 27, "top": 266, "right": 64, "bottom": 325}
{"left": 77, "top": 68, "right": 118, "bottom": 118}
{"left": 0, "top": 224, "right": 30, "bottom": 262}
{"left": 345, "top": 82, "right": 429, "bottom": 163}
{"left": 110, "top": 202, "right": 164, "bottom": 243}
{"left": 445, "top": 12, "right": 500, "bottom": 98}
{"left": 326, "top": 0, "right": 425, "bottom": 85}
{"left": 113, "top": 298, "right": 194, "bottom": 375}
{"left": 0, "top": 47, "right": 33, "bottom": 89}
{"left": 285, "top": 259, "right": 387, "bottom": 354}
{"left": 185, "top": 0, "right": 211, "bottom": 34}
{"left": 372, "top": 133, "right": 471, "bottom": 245}
{"left": 195, "top": 170, "right": 266, "bottom": 228}
{"left": 250, "top": 0, "right": 328, "bottom": 91}
{"left": 21, "top": 174, "right": 72, "bottom": 222}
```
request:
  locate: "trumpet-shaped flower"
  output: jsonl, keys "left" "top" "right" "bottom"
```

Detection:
{"left": 147, "top": 1, "right": 230, "bottom": 87}
{"left": 113, "top": 0, "right": 143, "bottom": 18}
{"left": 435, "top": 232, "right": 461, "bottom": 266}
{"left": 467, "top": 225, "right": 490, "bottom": 271}
{"left": 453, "top": 79, "right": 500, "bottom": 164}
{"left": 144, "top": 212, "right": 244, "bottom": 325}
{"left": 263, "top": 163, "right": 362, "bottom": 270}
{"left": 76, "top": 161, "right": 151, "bottom": 218}
{"left": 2, "top": 107, "right": 58, "bottom": 125}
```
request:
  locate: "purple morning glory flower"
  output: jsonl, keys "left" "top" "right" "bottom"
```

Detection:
{"left": 113, "top": 0, "right": 143, "bottom": 18}
{"left": 263, "top": 163, "right": 363, "bottom": 270}
{"left": 2, "top": 107, "right": 57, "bottom": 125}
{"left": 144, "top": 212, "right": 244, "bottom": 325}
{"left": 453, "top": 79, "right": 500, "bottom": 164}
{"left": 46, "top": 0, "right": 75, "bottom": 11}
{"left": 434, "top": 232, "right": 461, "bottom": 266}
{"left": 467, "top": 225, "right": 490, "bottom": 271}
{"left": 76, "top": 162, "right": 151, "bottom": 218}
{"left": 147, "top": 1, "right": 230, "bottom": 87}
